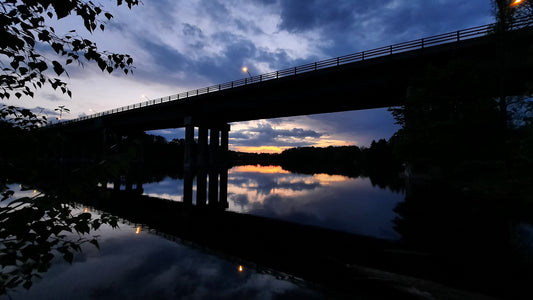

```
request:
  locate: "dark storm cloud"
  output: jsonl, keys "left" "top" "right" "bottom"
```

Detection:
{"left": 140, "top": 40, "right": 189, "bottom": 74}
{"left": 136, "top": 0, "right": 491, "bottom": 90}
{"left": 278, "top": 0, "right": 364, "bottom": 32}
{"left": 278, "top": 0, "right": 493, "bottom": 56}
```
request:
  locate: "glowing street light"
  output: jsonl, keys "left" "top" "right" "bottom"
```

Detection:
{"left": 242, "top": 66, "right": 252, "bottom": 78}
{"left": 511, "top": 0, "right": 524, "bottom": 7}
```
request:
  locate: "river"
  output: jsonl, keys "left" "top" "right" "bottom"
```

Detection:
{"left": 3, "top": 164, "right": 533, "bottom": 299}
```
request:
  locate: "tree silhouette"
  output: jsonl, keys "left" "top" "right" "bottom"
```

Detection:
{"left": 0, "top": 0, "right": 138, "bottom": 100}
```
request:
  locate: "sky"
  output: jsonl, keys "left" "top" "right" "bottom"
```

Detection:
{"left": 7, "top": 0, "right": 496, "bottom": 153}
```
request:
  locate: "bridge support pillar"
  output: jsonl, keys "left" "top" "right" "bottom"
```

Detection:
{"left": 181, "top": 119, "right": 230, "bottom": 208}
{"left": 208, "top": 128, "right": 220, "bottom": 206}
{"left": 183, "top": 118, "right": 195, "bottom": 205}
{"left": 196, "top": 126, "right": 208, "bottom": 206}
{"left": 219, "top": 124, "right": 230, "bottom": 208}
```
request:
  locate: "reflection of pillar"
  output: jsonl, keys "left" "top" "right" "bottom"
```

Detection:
{"left": 135, "top": 181, "right": 143, "bottom": 194}
{"left": 113, "top": 179, "right": 121, "bottom": 191}
{"left": 219, "top": 167, "right": 229, "bottom": 208}
{"left": 219, "top": 124, "right": 230, "bottom": 208}
{"left": 197, "top": 126, "right": 208, "bottom": 206}
{"left": 183, "top": 117, "right": 194, "bottom": 205}
{"left": 125, "top": 179, "right": 133, "bottom": 191}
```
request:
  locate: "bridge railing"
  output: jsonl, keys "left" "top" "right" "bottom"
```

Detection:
{"left": 52, "top": 16, "right": 533, "bottom": 127}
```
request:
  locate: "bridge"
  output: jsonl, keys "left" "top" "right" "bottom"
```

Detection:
{"left": 52, "top": 17, "right": 533, "bottom": 133}
{"left": 46, "top": 17, "right": 533, "bottom": 205}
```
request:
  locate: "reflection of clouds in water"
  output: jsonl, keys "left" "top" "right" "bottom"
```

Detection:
{"left": 231, "top": 193, "right": 250, "bottom": 208}
{"left": 17, "top": 222, "right": 322, "bottom": 299}
{"left": 137, "top": 166, "right": 403, "bottom": 239}
{"left": 228, "top": 166, "right": 404, "bottom": 240}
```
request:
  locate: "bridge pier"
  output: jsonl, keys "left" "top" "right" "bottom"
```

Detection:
{"left": 183, "top": 118, "right": 230, "bottom": 207}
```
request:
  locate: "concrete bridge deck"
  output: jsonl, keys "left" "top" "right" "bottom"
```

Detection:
{"left": 49, "top": 17, "right": 533, "bottom": 134}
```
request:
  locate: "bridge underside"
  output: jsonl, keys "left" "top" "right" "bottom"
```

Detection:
{"left": 57, "top": 27, "right": 533, "bottom": 134}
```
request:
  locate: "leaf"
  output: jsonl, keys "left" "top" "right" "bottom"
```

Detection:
{"left": 104, "top": 12, "right": 113, "bottom": 20}
{"left": 10, "top": 60, "right": 19, "bottom": 69}
{"left": 52, "top": 61, "right": 64, "bottom": 76}
{"left": 37, "top": 30, "right": 50, "bottom": 42}
{"left": 97, "top": 60, "right": 106, "bottom": 71}
{"left": 51, "top": 42, "right": 63, "bottom": 54}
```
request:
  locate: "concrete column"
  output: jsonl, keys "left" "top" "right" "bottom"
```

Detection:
{"left": 196, "top": 126, "right": 208, "bottom": 206}
{"left": 209, "top": 127, "right": 220, "bottom": 166}
{"left": 183, "top": 117, "right": 195, "bottom": 205}
{"left": 135, "top": 181, "right": 143, "bottom": 194}
{"left": 113, "top": 179, "right": 121, "bottom": 191}
{"left": 208, "top": 128, "right": 220, "bottom": 206}
{"left": 184, "top": 118, "right": 195, "bottom": 170}
{"left": 220, "top": 124, "right": 230, "bottom": 163}
{"left": 125, "top": 179, "right": 133, "bottom": 191}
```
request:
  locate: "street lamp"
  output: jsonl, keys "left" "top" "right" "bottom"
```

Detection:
{"left": 242, "top": 66, "right": 252, "bottom": 78}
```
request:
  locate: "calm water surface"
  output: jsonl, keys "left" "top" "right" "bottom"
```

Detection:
{"left": 4, "top": 165, "right": 403, "bottom": 299}
{"left": 142, "top": 165, "right": 404, "bottom": 240}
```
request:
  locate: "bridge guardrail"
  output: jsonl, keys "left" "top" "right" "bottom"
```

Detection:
{"left": 51, "top": 16, "right": 533, "bottom": 127}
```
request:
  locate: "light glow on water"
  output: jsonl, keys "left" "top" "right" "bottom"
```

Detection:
{"left": 142, "top": 165, "right": 404, "bottom": 240}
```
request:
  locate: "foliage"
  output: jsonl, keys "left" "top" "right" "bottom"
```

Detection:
{"left": 0, "top": 104, "right": 47, "bottom": 129}
{"left": 0, "top": 191, "right": 118, "bottom": 293}
{"left": 0, "top": 106, "right": 121, "bottom": 295}
{"left": 389, "top": 60, "right": 503, "bottom": 175}
{"left": 0, "top": 0, "right": 138, "bottom": 100}
{"left": 492, "top": 0, "right": 533, "bottom": 32}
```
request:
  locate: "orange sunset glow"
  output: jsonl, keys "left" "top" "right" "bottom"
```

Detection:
{"left": 232, "top": 140, "right": 353, "bottom": 154}
{"left": 233, "top": 146, "right": 289, "bottom": 154}
{"left": 231, "top": 165, "right": 290, "bottom": 174}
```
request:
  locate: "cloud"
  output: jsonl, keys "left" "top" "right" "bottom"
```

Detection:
{"left": 40, "top": 92, "right": 66, "bottom": 102}
{"left": 11, "top": 0, "right": 497, "bottom": 151}
{"left": 230, "top": 121, "right": 323, "bottom": 148}
{"left": 277, "top": 0, "right": 493, "bottom": 56}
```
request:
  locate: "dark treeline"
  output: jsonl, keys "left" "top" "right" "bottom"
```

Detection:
{"left": 230, "top": 141, "right": 404, "bottom": 190}
{"left": 121, "top": 134, "right": 406, "bottom": 191}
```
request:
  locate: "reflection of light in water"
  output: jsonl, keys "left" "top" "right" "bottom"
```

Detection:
{"left": 135, "top": 227, "right": 141, "bottom": 234}
{"left": 33, "top": 190, "right": 37, "bottom": 194}
{"left": 238, "top": 265, "right": 244, "bottom": 272}
{"left": 313, "top": 173, "right": 349, "bottom": 184}
{"left": 84, "top": 208, "right": 89, "bottom": 213}
{"left": 231, "top": 165, "right": 289, "bottom": 174}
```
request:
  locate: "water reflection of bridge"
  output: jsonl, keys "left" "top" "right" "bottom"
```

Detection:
{"left": 83, "top": 191, "right": 499, "bottom": 299}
